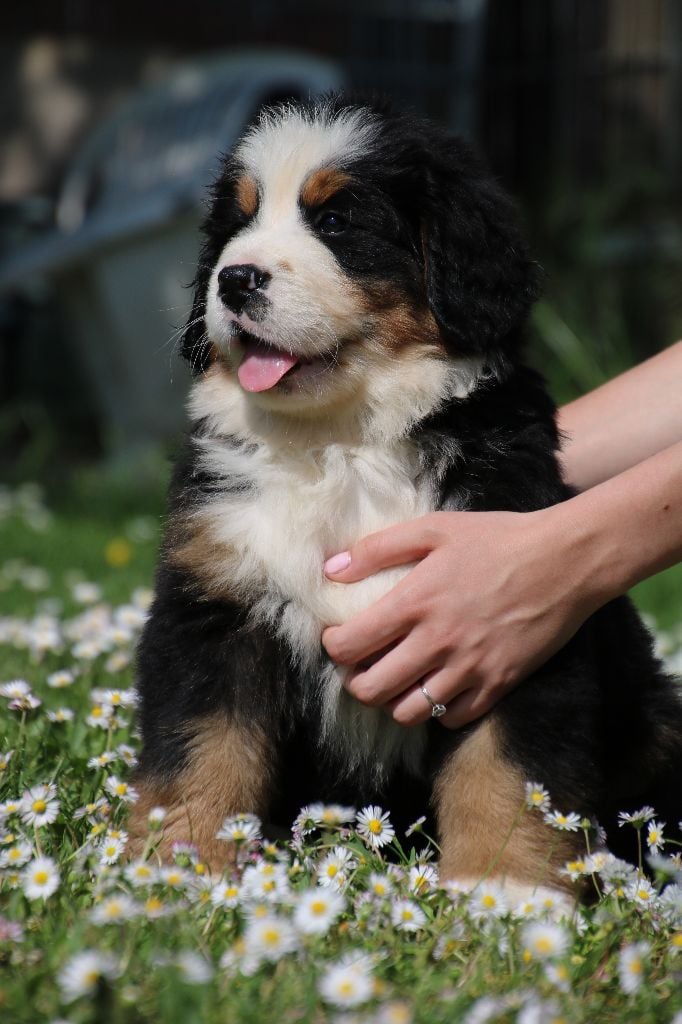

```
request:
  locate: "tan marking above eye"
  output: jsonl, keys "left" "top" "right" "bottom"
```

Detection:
{"left": 235, "top": 174, "right": 259, "bottom": 217}
{"left": 300, "top": 166, "right": 351, "bottom": 208}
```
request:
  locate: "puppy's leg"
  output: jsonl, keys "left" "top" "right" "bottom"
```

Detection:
{"left": 128, "top": 715, "right": 274, "bottom": 871}
{"left": 434, "top": 719, "right": 578, "bottom": 905}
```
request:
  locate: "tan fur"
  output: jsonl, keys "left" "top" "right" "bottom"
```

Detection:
{"left": 300, "top": 166, "right": 351, "bottom": 207}
{"left": 128, "top": 717, "right": 272, "bottom": 870}
{"left": 235, "top": 174, "right": 259, "bottom": 217}
{"left": 435, "top": 719, "right": 578, "bottom": 893}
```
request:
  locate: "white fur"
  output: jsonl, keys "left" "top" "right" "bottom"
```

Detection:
{"left": 188, "top": 368, "right": 471, "bottom": 778}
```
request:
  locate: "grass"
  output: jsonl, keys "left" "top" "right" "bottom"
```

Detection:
{"left": 1, "top": 480, "right": 681, "bottom": 1024}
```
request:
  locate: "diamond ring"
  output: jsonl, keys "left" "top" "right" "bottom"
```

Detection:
{"left": 420, "top": 685, "right": 447, "bottom": 718}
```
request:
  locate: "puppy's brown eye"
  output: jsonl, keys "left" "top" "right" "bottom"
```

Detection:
{"left": 316, "top": 211, "right": 347, "bottom": 235}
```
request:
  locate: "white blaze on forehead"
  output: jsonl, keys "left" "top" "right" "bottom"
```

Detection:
{"left": 235, "top": 103, "right": 377, "bottom": 210}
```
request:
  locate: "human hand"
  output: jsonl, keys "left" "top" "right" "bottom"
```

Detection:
{"left": 321, "top": 507, "right": 603, "bottom": 729}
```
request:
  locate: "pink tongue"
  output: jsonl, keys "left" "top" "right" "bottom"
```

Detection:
{"left": 237, "top": 340, "right": 299, "bottom": 392}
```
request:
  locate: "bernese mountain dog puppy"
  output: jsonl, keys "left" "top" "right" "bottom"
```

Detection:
{"left": 130, "top": 97, "right": 682, "bottom": 901}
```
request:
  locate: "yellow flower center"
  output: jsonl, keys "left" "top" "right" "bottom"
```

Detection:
{"left": 339, "top": 981, "right": 354, "bottom": 996}
{"left": 326, "top": 865, "right": 338, "bottom": 877}
{"left": 115, "top": 783, "right": 127, "bottom": 796}
{"left": 8, "top": 848, "right": 21, "bottom": 862}
{"left": 534, "top": 937, "right": 553, "bottom": 954}
{"left": 263, "top": 928, "right": 281, "bottom": 946}
{"left": 481, "top": 894, "right": 496, "bottom": 909}
{"left": 91, "top": 707, "right": 103, "bottom": 717}
{"left": 629, "top": 958, "right": 642, "bottom": 975}
{"left": 401, "top": 909, "right": 414, "bottom": 921}
{"left": 85, "top": 970, "right": 100, "bottom": 985}
{"left": 146, "top": 897, "right": 163, "bottom": 913}
{"left": 368, "top": 819, "right": 382, "bottom": 834}
{"left": 671, "top": 932, "right": 682, "bottom": 948}
{"left": 34, "top": 870, "right": 49, "bottom": 885}
{"left": 311, "top": 900, "right": 326, "bottom": 915}
{"left": 225, "top": 887, "right": 238, "bottom": 899}
{"left": 374, "top": 883, "right": 386, "bottom": 895}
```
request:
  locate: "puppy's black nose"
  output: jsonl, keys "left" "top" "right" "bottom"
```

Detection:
{"left": 218, "top": 264, "right": 271, "bottom": 314}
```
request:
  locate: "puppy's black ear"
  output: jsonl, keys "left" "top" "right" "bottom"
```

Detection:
{"left": 181, "top": 156, "right": 244, "bottom": 373}
{"left": 420, "top": 138, "right": 540, "bottom": 358}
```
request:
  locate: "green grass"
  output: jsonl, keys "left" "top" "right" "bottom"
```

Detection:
{"left": 1, "top": 482, "right": 681, "bottom": 1023}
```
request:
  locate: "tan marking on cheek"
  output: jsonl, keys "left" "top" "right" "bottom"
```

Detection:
{"left": 434, "top": 719, "right": 579, "bottom": 894}
{"left": 235, "top": 174, "right": 259, "bottom": 217}
{"left": 128, "top": 717, "right": 272, "bottom": 870}
{"left": 300, "top": 166, "right": 351, "bottom": 207}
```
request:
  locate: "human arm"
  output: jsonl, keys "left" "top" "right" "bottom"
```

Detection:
{"left": 322, "top": 346, "right": 682, "bottom": 730}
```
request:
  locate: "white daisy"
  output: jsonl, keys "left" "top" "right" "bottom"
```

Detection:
{"left": 308, "top": 802, "right": 356, "bottom": 828}
{"left": 646, "top": 819, "right": 665, "bottom": 854}
{"left": 175, "top": 951, "right": 213, "bottom": 984}
{"left": 216, "top": 813, "right": 261, "bottom": 843}
{"left": 243, "top": 913, "right": 298, "bottom": 963}
{"left": 521, "top": 920, "right": 570, "bottom": 960}
{"left": 46, "top": 708, "right": 74, "bottom": 723}
{"left": 627, "top": 877, "right": 657, "bottom": 907}
{"left": 210, "top": 880, "right": 241, "bottom": 908}
{"left": 617, "top": 806, "right": 656, "bottom": 828}
{"left": 0, "top": 840, "right": 33, "bottom": 869}
{"left": 543, "top": 810, "right": 582, "bottom": 832}
{"left": 356, "top": 805, "right": 395, "bottom": 849}
{"left": 318, "top": 954, "right": 373, "bottom": 1008}
{"left": 318, "top": 846, "right": 356, "bottom": 890}
{"left": 0, "top": 679, "right": 31, "bottom": 700}
{"left": 21, "top": 784, "right": 59, "bottom": 828}
{"left": 147, "top": 806, "right": 167, "bottom": 829}
{"left": 124, "top": 860, "right": 158, "bottom": 887}
{"left": 160, "top": 866, "right": 189, "bottom": 890}
{"left": 241, "top": 861, "right": 289, "bottom": 903}
{"left": 0, "top": 749, "right": 13, "bottom": 772}
{"left": 408, "top": 863, "right": 438, "bottom": 894}
{"left": 47, "top": 670, "right": 75, "bottom": 689}
{"left": 8, "top": 693, "right": 41, "bottom": 712}
{"left": 468, "top": 882, "right": 508, "bottom": 920}
{"left": 86, "top": 704, "right": 114, "bottom": 729}
{"left": 294, "top": 887, "right": 345, "bottom": 935}
{"left": 525, "top": 782, "right": 551, "bottom": 812}
{"left": 116, "top": 744, "right": 138, "bottom": 767}
{"left": 91, "top": 894, "right": 137, "bottom": 924}
{"left": 104, "top": 775, "right": 138, "bottom": 804}
{"left": 22, "top": 856, "right": 60, "bottom": 900}
{"left": 367, "top": 872, "right": 394, "bottom": 898}
{"left": 98, "top": 836, "right": 125, "bottom": 865}
{"left": 618, "top": 940, "right": 650, "bottom": 994}
{"left": 88, "top": 751, "right": 117, "bottom": 769}
{"left": 59, "top": 950, "right": 119, "bottom": 1001}
{"left": 391, "top": 899, "right": 427, "bottom": 932}
{"left": 72, "top": 581, "right": 102, "bottom": 605}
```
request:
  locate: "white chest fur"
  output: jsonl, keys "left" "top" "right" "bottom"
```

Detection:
{"left": 192, "top": 424, "right": 438, "bottom": 779}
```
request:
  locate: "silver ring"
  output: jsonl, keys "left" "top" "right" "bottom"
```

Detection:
{"left": 420, "top": 685, "right": 447, "bottom": 718}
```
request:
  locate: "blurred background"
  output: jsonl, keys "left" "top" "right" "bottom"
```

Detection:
{"left": 1, "top": 0, "right": 680, "bottom": 620}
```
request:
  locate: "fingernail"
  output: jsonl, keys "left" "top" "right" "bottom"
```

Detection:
{"left": 324, "top": 551, "right": 351, "bottom": 575}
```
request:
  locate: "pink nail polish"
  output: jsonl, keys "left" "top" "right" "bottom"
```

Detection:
{"left": 324, "top": 551, "right": 351, "bottom": 575}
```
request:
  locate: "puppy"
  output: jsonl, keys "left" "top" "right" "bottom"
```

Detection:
{"left": 130, "top": 97, "right": 681, "bottom": 899}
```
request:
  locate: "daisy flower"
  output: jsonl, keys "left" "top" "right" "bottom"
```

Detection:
{"left": 408, "top": 863, "right": 438, "bottom": 894}
{"left": 646, "top": 819, "right": 665, "bottom": 854}
{"left": 124, "top": 860, "right": 158, "bottom": 887}
{"left": 98, "top": 836, "right": 126, "bottom": 865}
{"left": 72, "top": 581, "right": 102, "bottom": 604}
{"left": 21, "top": 784, "right": 59, "bottom": 828}
{"left": 241, "top": 861, "right": 289, "bottom": 903}
{"left": 525, "top": 782, "right": 551, "bottom": 812}
{"left": 243, "top": 913, "right": 298, "bottom": 963}
{"left": 91, "top": 894, "right": 137, "bottom": 924}
{"left": 391, "top": 899, "right": 427, "bottom": 932}
{"left": 521, "top": 920, "right": 570, "bottom": 960}
{"left": 88, "top": 751, "right": 117, "bottom": 769}
{"left": 211, "top": 880, "right": 241, "bottom": 909}
{"left": 617, "top": 806, "right": 656, "bottom": 829}
{"left": 0, "top": 679, "right": 31, "bottom": 700}
{"left": 308, "top": 802, "right": 356, "bottom": 828}
{"left": 175, "top": 951, "right": 213, "bottom": 984}
{"left": 86, "top": 704, "right": 113, "bottom": 729}
{"left": 22, "top": 856, "right": 60, "bottom": 900}
{"left": 468, "top": 882, "right": 508, "bottom": 921}
{"left": 294, "top": 887, "right": 345, "bottom": 935}
{"left": 0, "top": 750, "right": 13, "bottom": 772}
{"left": 216, "top": 813, "right": 261, "bottom": 843}
{"left": 405, "top": 815, "right": 426, "bottom": 837}
{"left": 104, "top": 775, "right": 138, "bottom": 804}
{"left": 543, "top": 810, "right": 582, "bottom": 832}
{"left": 356, "top": 806, "right": 395, "bottom": 849}
{"left": 116, "top": 743, "right": 138, "bottom": 768}
{"left": 147, "top": 806, "right": 167, "bottom": 829}
{"left": 0, "top": 798, "right": 23, "bottom": 819}
{"left": 318, "top": 846, "right": 356, "bottom": 890}
{"left": 47, "top": 670, "right": 75, "bottom": 689}
{"left": 0, "top": 840, "right": 33, "bottom": 869}
{"left": 96, "top": 687, "right": 137, "bottom": 709}
{"left": 59, "top": 950, "right": 119, "bottom": 1001}
{"left": 367, "top": 872, "right": 394, "bottom": 898}
{"left": 627, "top": 877, "right": 657, "bottom": 907}
{"left": 618, "top": 940, "right": 650, "bottom": 994}
{"left": 318, "top": 954, "right": 373, "bottom": 1008}
{"left": 46, "top": 708, "right": 74, "bottom": 723}
{"left": 9, "top": 693, "right": 41, "bottom": 712}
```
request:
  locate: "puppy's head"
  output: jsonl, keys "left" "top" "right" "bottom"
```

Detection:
{"left": 183, "top": 98, "right": 539, "bottom": 415}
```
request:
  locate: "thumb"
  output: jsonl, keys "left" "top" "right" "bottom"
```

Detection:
{"left": 323, "top": 516, "right": 440, "bottom": 583}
